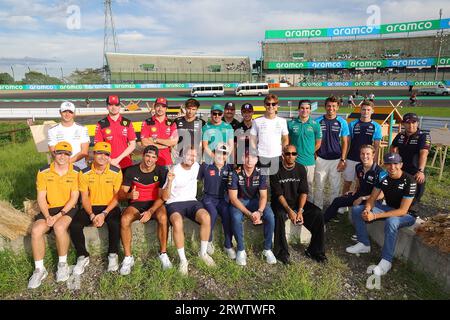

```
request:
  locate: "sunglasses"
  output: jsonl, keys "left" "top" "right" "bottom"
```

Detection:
{"left": 284, "top": 152, "right": 298, "bottom": 156}
{"left": 94, "top": 151, "right": 110, "bottom": 156}
{"left": 212, "top": 112, "right": 223, "bottom": 116}
{"left": 265, "top": 102, "right": 278, "bottom": 106}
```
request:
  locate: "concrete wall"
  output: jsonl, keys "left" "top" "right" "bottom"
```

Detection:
{"left": 348, "top": 211, "right": 450, "bottom": 291}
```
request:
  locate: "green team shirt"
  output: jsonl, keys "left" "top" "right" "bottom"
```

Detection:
{"left": 202, "top": 121, "right": 234, "bottom": 162}
{"left": 287, "top": 117, "right": 322, "bottom": 166}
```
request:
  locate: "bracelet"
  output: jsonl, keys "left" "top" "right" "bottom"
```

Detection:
{"left": 60, "top": 210, "right": 67, "bottom": 216}
{"left": 89, "top": 213, "right": 95, "bottom": 221}
{"left": 257, "top": 209, "right": 263, "bottom": 214}
{"left": 298, "top": 208, "right": 304, "bottom": 214}
{"left": 101, "top": 211, "right": 108, "bottom": 216}
{"left": 340, "top": 158, "right": 346, "bottom": 162}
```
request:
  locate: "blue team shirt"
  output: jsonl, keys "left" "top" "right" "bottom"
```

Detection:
{"left": 355, "top": 163, "right": 387, "bottom": 196}
{"left": 316, "top": 116, "right": 350, "bottom": 160}
{"left": 198, "top": 163, "right": 233, "bottom": 199}
{"left": 347, "top": 120, "right": 382, "bottom": 161}
{"left": 228, "top": 167, "right": 267, "bottom": 200}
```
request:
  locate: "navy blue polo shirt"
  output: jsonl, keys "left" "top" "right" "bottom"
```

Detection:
{"left": 198, "top": 163, "right": 233, "bottom": 199}
{"left": 228, "top": 167, "right": 267, "bottom": 200}
{"left": 347, "top": 119, "right": 382, "bottom": 162}
{"left": 355, "top": 163, "right": 387, "bottom": 197}
{"left": 316, "top": 115, "right": 350, "bottom": 160}
{"left": 391, "top": 130, "right": 431, "bottom": 175}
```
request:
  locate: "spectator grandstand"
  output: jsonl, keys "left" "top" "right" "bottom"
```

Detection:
{"left": 105, "top": 53, "right": 251, "bottom": 83}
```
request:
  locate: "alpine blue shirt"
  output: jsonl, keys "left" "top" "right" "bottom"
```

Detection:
{"left": 355, "top": 162, "right": 387, "bottom": 196}
{"left": 316, "top": 115, "right": 350, "bottom": 160}
{"left": 198, "top": 163, "right": 233, "bottom": 199}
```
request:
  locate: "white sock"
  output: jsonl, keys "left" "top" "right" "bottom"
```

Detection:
{"left": 177, "top": 248, "right": 187, "bottom": 261}
{"left": 124, "top": 256, "right": 133, "bottom": 263}
{"left": 35, "top": 260, "right": 44, "bottom": 269}
{"left": 200, "top": 241, "right": 208, "bottom": 256}
{"left": 58, "top": 255, "right": 67, "bottom": 263}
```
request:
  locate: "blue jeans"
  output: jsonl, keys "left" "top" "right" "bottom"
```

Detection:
{"left": 230, "top": 198, "right": 275, "bottom": 251}
{"left": 352, "top": 203, "right": 416, "bottom": 262}
{"left": 202, "top": 195, "right": 233, "bottom": 248}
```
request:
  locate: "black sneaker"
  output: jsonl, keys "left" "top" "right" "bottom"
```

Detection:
{"left": 277, "top": 256, "right": 291, "bottom": 265}
{"left": 305, "top": 250, "right": 328, "bottom": 263}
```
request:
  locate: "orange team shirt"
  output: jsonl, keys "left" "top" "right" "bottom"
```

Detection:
{"left": 36, "top": 163, "right": 79, "bottom": 208}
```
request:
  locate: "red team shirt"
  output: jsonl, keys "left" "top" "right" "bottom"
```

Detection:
{"left": 94, "top": 115, "right": 137, "bottom": 169}
{"left": 140, "top": 116, "right": 178, "bottom": 166}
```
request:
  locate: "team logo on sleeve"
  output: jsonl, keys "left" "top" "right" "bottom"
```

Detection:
{"left": 105, "top": 129, "right": 111, "bottom": 135}
{"left": 151, "top": 127, "right": 157, "bottom": 133}
{"left": 154, "top": 176, "right": 159, "bottom": 182}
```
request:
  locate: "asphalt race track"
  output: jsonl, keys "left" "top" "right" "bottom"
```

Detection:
{"left": 1, "top": 87, "right": 449, "bottom": 109}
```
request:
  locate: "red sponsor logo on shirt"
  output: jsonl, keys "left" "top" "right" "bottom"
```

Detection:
{"left": 209, "top": 170, "right": 216, "bottom": 176}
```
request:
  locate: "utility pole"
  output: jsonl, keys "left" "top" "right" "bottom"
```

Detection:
{"left": 103, "top": 0, "right": 119, "bottom": 82}
{"left": 435, "top": 8, "right": 444, "bottom": 81}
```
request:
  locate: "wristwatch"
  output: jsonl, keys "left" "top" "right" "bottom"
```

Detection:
{"left": 298, "top": 208, "right": 304, "bottom": 214}
{"left": 340, "top": 158, "right": 346, "bottom": 163}
{"left": 418, "top": 168, "right": 424, "bottom": 173}
{"left": 60, "top": 210, "right": 67, "bottom": 216}
{"left": 152, "top": 136, "right": 158, "bottom": 143}
{"left": 257, "top": 209, "right": 264, "bottom": 214}
{"left": 101, "top": 210, "right": 108, "bottom": 216}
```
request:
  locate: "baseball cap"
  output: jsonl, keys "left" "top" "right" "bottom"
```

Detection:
{"left": 54, "top": 141, "right": 72, "bottom": 155}
{"left": 60, "top": 101, "right": 75, "bottom": 113}
{"left": 154, "top": 97, "right": 168, "bottom": 107}
{"left": 211, "top": 104, "right": 224, "bottom": 112}
{"left": 224, "top": 102, "right": 235, "bottom": 110}
{"left": 214, "top": 143, "right": 229, "bottom": 154}
{"left": 402, "top": 113, "right": 419, "bottom": 123}
{"left": 383, "top": 152, "right": 402, "bottom": 164}
{"left": 106, "top": 95, "right": 120, "bottom": 106}
{"left": 241, "top": 103, "right": 254, "bottom": 112}
{"left": 143, "top": 145, "right": 159, "bottom": 157}
{"left": 93, "top": 142, "right": 111, "bottom": 155}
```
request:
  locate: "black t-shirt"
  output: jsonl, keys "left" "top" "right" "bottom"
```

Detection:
{"left": 235, "top": 121, "right": 252, "bottom": 151}
{"left": 228, "top": 166, "right": 267, "bottom": 200}
{"left": 375, "top": 172, "right": 416, "bottom": 209}
{"left": 391, "top": 130, "right": 431, "bottom": 175}
{"left": 225, "top": 118, "right": 240, "bottom": 131}
{"left": 123, "top": 164, "right": 168, "bottom": 202}
{"left": 355, "top": 163, "right": 387, "bottom": 197}
{"left": 174, "top": 116, "right": 205, "bottom": 151}
{"left": 270, "top": 163, "right": 308, "bottom": 208}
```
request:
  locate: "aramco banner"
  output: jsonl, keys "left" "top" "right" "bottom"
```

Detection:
{"left": 265, "top": 18, "right": 450, "bottom": 39}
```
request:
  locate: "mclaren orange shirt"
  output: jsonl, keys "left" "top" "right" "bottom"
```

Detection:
{"left": 79, "top": 164, "right": 123, "bottom": 206}
{"left": 36, "top": 163, "right": 79, "bottom": 208}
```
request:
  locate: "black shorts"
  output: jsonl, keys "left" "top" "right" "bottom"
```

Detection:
{"left": 166, "top": 201, "right": 204, "bottom": 223}
{"left": 128, "top": 201, "right": 155, "bottom": 214}
{"left": 34, "top": 206, "right": 77, "bottom": 221}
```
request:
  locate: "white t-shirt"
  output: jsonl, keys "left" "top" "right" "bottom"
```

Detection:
{"left": 250, "top": 116, "right": 288, "bottom": 158}
{"left": 47, "top": 122, "right": 90, "bottom": 169}
{"left": 164, "top": 162, "right": 199, "bottom": 204}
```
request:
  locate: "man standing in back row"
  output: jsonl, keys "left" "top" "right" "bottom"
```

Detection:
{"left": 314, "top": 96, "right": 350, "bottom": 210}
{"left": 94, "top": 95, "right": 137, "bottom": 170}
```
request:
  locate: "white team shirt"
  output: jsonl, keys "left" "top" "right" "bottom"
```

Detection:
{"left": 47, "top": 122, "right": 90, "bottom": 169}
{"left": 250, "top": 116, "right": 288, "bottom": 158}
{"left": 164, "top": 162, "right": 199, "bottom": 204}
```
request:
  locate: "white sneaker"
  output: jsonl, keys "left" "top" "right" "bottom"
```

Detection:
{"left": 225, "top": 247, "right": 236, "bottom": 260}
{"left": 159, "top": 253, "right": 173, "bottom": 270}
{"left": 56, "top": 262, "right": 70, "bottom": 282}
{"left": 236, "top": 250, "right": 247, "bottom": 266}
{"left": 107, "top": 253, "right": 119, "bottom": 272}
{"left": 373, "top": 259, "right": 392, "bottom": 276}
{"left": 338, "top": 207, "right": 348, "bottom": 214}
{"left": 179, "top": 259, "right": 189, "bottom": 276}
{"left": 346, "top": 242, "right": 371, "bottom": 255}
{"left": 262, "top": 249, "right": 277, "bottom": 265}
{"left": 207, "top": 242, "right": 215, "bottom": 255}
{"left": 73, "top": 256, "right": 90, "bottom": 275}
{"left": 119, "top": 256, "right": 135, "bottom": 276}
{"left": 28, "top": 267, "right": 48, "bottom": 289}
{"left": 199, "top": 253, "right": 216, "bottom": 267}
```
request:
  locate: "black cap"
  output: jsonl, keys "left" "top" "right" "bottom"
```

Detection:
{"left": 224, "top": 102, "right": 235, "bottom": 109}
{"left": 143, "top": 145, "right": 159, "bottom": 156}
{"left": 383, "top": 152, "right": 402, "bottom": 164}
{"left": 402, "top": 113, "right": 419, "bottom": 123}
{"left": 241, "top": 103, "right": 254, "bottom": 112}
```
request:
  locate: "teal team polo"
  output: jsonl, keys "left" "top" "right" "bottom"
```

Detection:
{"left": 287, "top": 117, "right": 322, "bottom": 166}
{"left": 202, "top": 121, "right": 234, "bottom": 162}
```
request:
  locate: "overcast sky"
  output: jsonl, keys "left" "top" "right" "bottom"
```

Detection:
{"left": 0, "top": 0, "right": 448, "bottom": 79}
